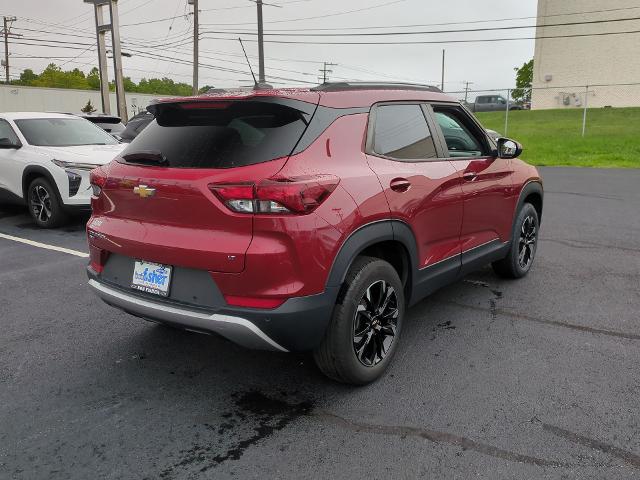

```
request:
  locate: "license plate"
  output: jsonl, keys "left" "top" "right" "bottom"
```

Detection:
{"left": 131, "top": 261, "right": 172, "bottom": 297}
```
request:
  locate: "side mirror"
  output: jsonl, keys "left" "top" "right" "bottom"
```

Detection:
{"left": 497, "top": 138, "right": 522, "bottom": 159}
{"left": 0, "top": 137, "right": 21, "bottom": 149}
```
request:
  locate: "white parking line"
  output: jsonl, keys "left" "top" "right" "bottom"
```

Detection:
{"left": 0, "top": 232, "right": 89, "bottom": 258}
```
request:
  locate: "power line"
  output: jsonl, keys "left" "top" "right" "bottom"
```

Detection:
{"left": 155, "top": 0, "right": 189, "bottom": 75}
{"left": 10, "top": 33, "right": 317, "bottom": 85}
{"left": 199, "top": 15, "right": 640, "bottom": 37}
{"left": 197, "top": 27, "right": 640, "bottom": 45}
{"left": 200, "top": 0, "right": 408, "bottom": 26}
{"left": 10, "top": 37, "right": 324, "bottom": 83}
{"left": 202, "top": 5, "right": 640, "bottom": 31}
{"left": 15, "top": 21, "right": 640, "bottom": 51}
{"left": 119, "top": 0, "right": 156, "bottom": 17}
{"left": 9, "top": 53, "right": 245, "bottom": 85}
{"left": 121, "top": 12, "right": 193, "bottom": 28}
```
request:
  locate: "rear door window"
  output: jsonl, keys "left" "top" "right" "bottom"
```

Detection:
{"left": 121, "top": 101, "right": 309, "bottom": 169}
{"left": 371, "top": 104, "right": 437, "bottom": 160}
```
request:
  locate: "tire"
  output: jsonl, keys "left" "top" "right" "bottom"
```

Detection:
{"left": 27, "top": 177, "right": 69, "bottom": 228}
{"left": 492, "top": 203, "right": 539, "bottom": 279}
{"left": 314, "top": 256, "right": 405, "bottom": 385}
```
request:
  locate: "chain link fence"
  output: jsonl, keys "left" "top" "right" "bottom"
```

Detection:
{"left": 445, "top": 83, "right": 640, "bottom": 167}
{"left": 446, "top": 82, "right": 640, "bottom": 137}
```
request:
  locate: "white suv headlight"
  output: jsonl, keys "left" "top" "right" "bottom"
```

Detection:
{"left": 51, "top": 159, "right": 98, "bottom": 171}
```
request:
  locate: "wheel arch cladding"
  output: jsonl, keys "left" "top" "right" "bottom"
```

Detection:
{"left": 518, "top": 181, "right": 543, "bottom": 225}
{"left": 22, "top": 166, "right": 61, "bottom": 200}
{"left": 326, "top": 220, "right": 419, "bottom": 305}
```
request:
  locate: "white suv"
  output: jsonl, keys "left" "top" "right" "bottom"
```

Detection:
{"left": 0, "top": 112, "right": 126, "bottom": 227}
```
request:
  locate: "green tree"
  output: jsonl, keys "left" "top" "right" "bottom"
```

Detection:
{"left": 123, "top": 76, "right": 138, "bottom": 92}
{"left": 512, "top": 59, "right": 533, "bottom": 105}
{"left": 86, "top": 67, "right": 100, "bottom": 90}
{"left": 32, "top": 63, "right": 91, "bottom": 90}
{"left": 199, "top": 85, "right": 216, "bottom": 94}
{"left": 81, "top": 100, "right": 97, "bottom": 113}
{"left": 12, "top": 68, "right": 39, "bottom": 86}
{"left": 10, "top": 64, "right": 194, "bottom": 95}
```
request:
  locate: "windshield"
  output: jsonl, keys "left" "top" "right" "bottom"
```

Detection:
{"left": 15, "top": 118, "right": 118, "bottom": 146}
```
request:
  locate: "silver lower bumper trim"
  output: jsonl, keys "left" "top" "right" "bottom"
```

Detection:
{"left": 88, "top": 279, "right": 288, "bottom": 352}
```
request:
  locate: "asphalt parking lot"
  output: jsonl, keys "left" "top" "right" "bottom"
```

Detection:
{"left": 1, "top": 166, "right": 639, "bottom": 479}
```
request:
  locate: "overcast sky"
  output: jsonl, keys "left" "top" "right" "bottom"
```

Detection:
{"left": 2, "top": 0, "right": 538, "bottom": 94}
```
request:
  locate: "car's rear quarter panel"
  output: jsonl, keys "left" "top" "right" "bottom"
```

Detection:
{"left": 212, "top": 112, "right": 391, "bottom": 299}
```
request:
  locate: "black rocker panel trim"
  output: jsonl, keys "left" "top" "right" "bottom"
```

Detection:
{"left": 459, "top": 239, "right": 510, "bottom": 278}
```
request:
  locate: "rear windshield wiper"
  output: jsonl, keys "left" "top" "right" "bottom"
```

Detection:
{"left": 121, "top": 150, "right": 168, "bottom": 166}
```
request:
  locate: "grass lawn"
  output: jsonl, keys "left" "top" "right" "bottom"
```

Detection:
{"left": 475, "top": 107, "right": 640, "bottom": 168}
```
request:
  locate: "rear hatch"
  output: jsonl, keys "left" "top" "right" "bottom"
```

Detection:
{"left": 91, "top": 95, "right": 319, "bottom": 273}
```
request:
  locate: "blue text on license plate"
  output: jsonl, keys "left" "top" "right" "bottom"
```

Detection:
{"left": 131, "top": 261, "right": 172, "bottom": 297}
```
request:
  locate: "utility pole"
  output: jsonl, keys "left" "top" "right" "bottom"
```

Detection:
{"left": 251, "top": 0, "right": 281, "bottom": 87}
{"left": 441, "top": 49, "right": 445, "bottom": 92}
{"left": 109, "top": 0, "right": 127, "bottom": 121}
{"left": 85, "top": 1, "right": 127, "bottom": 120}
{"left": 463, "top": 81, "right": 474, "bottom": 103}
{"left": 256, "top": 0, "right": 265, "bottom": 84}
{"left": 319, "top": 62, "right": 337, "bottom": 84}
{"left": 87, "top": 2, "right": 110, "bottom": 114}
{"left": 189, "top": 0, "right": 198, "bottom": 95}
{"left": 3, "top": 16, "right": 17, "bottom": 84}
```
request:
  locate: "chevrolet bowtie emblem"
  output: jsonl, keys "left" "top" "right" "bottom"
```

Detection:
{"left": 133, "top": 185, "right": 156, "bottom": 198}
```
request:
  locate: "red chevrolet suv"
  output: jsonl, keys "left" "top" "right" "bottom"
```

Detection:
{"left": 87, "top": 82, "right": 542, "bottom": 384}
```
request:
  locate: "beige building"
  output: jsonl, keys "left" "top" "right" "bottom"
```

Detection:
{"left": 532, "top": 0, "right": 640, "bottom": 109}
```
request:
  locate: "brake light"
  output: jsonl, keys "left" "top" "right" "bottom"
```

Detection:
{"left": 179, "top": 101, "right": 232, "bottom": 110}
{"left": 209, "top": 175, "right": 339, "bottom": 215}
{"left": 90, "top": 166, "right": 107, "bottom": 197}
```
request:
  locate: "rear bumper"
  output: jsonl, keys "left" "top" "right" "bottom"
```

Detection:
{"left": 87, "top": 269, "right": 338, "bottom": 352}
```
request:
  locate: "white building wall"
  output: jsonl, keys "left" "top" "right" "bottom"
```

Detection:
{"left": 532, "top": 0, "right": 640, "bottom": 109}
{"left": 0, "top": 85, "right": 169, "bottom": 118}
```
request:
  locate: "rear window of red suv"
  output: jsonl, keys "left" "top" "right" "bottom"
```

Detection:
{"left": 120, "top": 101, "right": 309, "bottom": 169}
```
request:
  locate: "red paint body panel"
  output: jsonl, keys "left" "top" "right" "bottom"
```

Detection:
{"left": 448, "top": 157, "right": 516, "bottom": 251}
{"left": 90, "top": 158, "right": 287, "bottom": 273}
{"left": 366, "top": 155, "right": 464, "bottom": 268}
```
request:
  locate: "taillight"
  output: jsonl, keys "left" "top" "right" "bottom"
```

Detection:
{"left": 209, "top": 175, "right": 339, "bottom": 215}
{"left": 90, "top": 166, "right": 107, "bottom": 197}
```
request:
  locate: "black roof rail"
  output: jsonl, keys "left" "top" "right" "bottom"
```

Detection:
{"left": 311, "top": 82, "right": 442, "bottom": 93}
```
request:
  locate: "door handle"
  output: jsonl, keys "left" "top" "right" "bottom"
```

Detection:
{"left": 462, "top": 172, "right": 478, "bottom": 182}
{"left": 390, "top": 178, "right": 411, "bottom": 192}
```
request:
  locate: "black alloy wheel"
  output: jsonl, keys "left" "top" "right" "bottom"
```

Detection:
{"left": 314, "top": 256, "right": 405, "bottom": 385}
{"left": 518, "top": 214, "right": 537, "bottom": 269}
{"left": 352, "top": 280, "right": 399, "bottom": 367}
{"left": 492, "top": 202, "right": 539, "bottom": 279}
